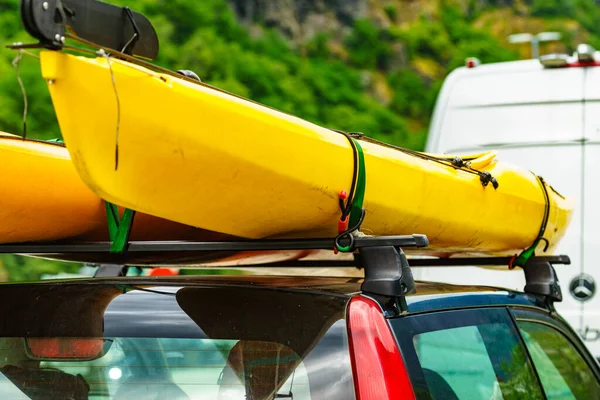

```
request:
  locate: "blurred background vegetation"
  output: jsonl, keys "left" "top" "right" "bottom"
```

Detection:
{"left": 0, "top": 0, "right": 598, "bottom": 280}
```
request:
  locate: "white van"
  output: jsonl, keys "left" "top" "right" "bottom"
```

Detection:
{"left": 418, "top": 44, "right": 600, "bottom": 356}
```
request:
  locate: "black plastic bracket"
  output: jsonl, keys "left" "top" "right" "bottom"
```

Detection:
{"left": 522, "top": 261, "right": 562, "bottom": 302}
{"left": 359, "top": 246, "right": 415, "bottom": 297}
{"left": 20, "top": 0, "right": 159, "bottom": 59}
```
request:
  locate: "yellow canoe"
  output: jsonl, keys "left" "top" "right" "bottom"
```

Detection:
{"left": 40, "top": 50, "right": 574, "bottom": 256}
{"left": 0, "top": 134, "right": 228, "bottom": 243}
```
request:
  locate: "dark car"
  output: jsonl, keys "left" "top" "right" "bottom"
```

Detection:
{"left": 0, "top": 249, "right": 598, "bottom": 400}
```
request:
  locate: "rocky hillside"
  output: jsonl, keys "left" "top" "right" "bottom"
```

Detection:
{"left": 227, "top": 0, "right": 598, "bottom": 139}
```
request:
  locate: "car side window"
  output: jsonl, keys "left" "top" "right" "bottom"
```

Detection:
{"left": 414, "top": 323, "right": 542, "bottom": 400}
{"left": 518, "top": 321, "right": 600, "bottom": 400}
{"left": 414, "top": 325, "right": 504, "bottom": 399}
{"left": 391, "top": 308, "right": 544, "bottom": 400}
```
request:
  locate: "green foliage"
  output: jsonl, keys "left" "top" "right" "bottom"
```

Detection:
{"left": 0, "top": 255, "right": 80, "bottom": 282}
{"left": 389, "top": 69, "right": 434, "bottom": 120}
{"left": 305, "top": 33, "right": 331, "bottom": 59}
{"left": 383, "top": 5, "right": 398, "bottom": 22}
{"left": 531, "top": 0, "right": 600, "bottom": 37}
{"left": 346, "top": 19, "right": 392, "bottom": 69}
{"left": 531, "top": 0, "right": 576, "bottom": 18}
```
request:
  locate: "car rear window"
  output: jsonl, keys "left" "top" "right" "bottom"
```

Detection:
{"left": 0, "top": 284, "right": 355, "bottom": 400}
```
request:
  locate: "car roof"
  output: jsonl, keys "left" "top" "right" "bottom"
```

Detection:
{"left": 0, "top": 275, "right": 550, "bottom": 315}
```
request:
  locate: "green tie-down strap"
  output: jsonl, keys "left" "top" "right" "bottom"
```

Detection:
{"left": 512, "top": 239, "right": 540, "bottom": 268}
{"left": 105, "top": 202, "right": 136, "bottom": 254}
{"left": 348, "top": 138, "right": 366, "bottom": 228}
{"left": 336, "top": 137, "right": 366, "bottom": 253}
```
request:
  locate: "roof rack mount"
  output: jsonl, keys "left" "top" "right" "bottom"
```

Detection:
{"left": 203, "top": 254, "right": 570, "bottom": 303}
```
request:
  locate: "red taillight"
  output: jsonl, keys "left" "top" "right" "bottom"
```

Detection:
{"left": 347, "top": 295, "right": 415, "bottom": 400}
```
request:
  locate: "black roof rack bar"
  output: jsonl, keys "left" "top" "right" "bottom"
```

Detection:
{"left": 0, "top": 234, "right": 429, "bottom": 254}
{"left": 5, "top": 234, "right": 566, "bottom": 304}
{"left": 208, "top": 255, "right": 571, "bottom": 269}
{"left": 407, "top": 255, "right": 571, "bottom": 267}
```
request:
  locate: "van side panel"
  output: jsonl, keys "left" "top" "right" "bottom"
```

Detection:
{"left": 581, "top": 143, "right": 600, "bottom": 354}
{"left": 422, "top": 61, "right": 587, "bottom": 353}
{"left": 430, "top": 65, "right": 585, "bottom": 151}
{"left": 580, "top": 72, "right": 600, "bottom": 355}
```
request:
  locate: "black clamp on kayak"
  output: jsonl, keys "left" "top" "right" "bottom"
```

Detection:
{"left": 20, "top": 0, "right": 159, "bottom": 59}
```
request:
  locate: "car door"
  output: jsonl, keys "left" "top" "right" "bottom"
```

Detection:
{"left": 510, "top": 308, "right": 600, "bottom": 399}
{"left": 390, "top": 308, "right": 545, "bottom": 399}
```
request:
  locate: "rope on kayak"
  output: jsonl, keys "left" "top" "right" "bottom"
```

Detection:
{"left": 357, "top": 136, "right": 499, "bottom": 189}
{"left": 11, "top": 50, "right": 28, "bottom": 140}
{"left": 509, "top": 175, "right": 551, "bottom": 269}
{"left": 334, "top": 131, "right": 367, "bottom": 253}
{"left": 97, "top": 49, "right": 121, "bottom": 171}
{"left": 105, "top": 202, "right": 136, "bottom": 254}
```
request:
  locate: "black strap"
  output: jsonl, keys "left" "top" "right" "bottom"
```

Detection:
{"left": 511, "top": 175, "right": 551, "bottom": 268}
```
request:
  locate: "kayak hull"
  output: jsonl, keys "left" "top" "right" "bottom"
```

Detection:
{"left": 40, "top": 51, "right": 574, "bottom": 256}
{"left": 0, "top": 134, "right": 230, "bottom": 244}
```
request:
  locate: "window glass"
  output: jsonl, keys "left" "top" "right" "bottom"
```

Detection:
{"left": 392, "top": 309, "right": 543, "bottom": 400}
{"left": 0, "top": 285, "right": 355, "bottom": 400}
{"left": 0, "top": 336, "right": 329, "bottom": 399}
{"left": 519, "top": 321, "right": 600, "bottom": 400}
{"left": 414, "top": 325, "right": 503, "bottom": 399}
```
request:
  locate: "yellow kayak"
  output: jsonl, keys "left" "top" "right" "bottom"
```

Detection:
{"left": 0, "top": 134, "right": 228, "bottom": 243}
{"left": 40, "top": 50, "right": 574, "bottom": 256}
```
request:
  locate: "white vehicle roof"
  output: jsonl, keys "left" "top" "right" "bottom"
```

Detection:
{"left": 427, "top": 54, "right": 593, "bottom": 153}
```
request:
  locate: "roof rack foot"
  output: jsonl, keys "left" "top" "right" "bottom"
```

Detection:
{"left": 359, "top": 246, "right": 415, "bottom": 297}
{"left": 523, "top": 261, "right": 562, "bottom": 302}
